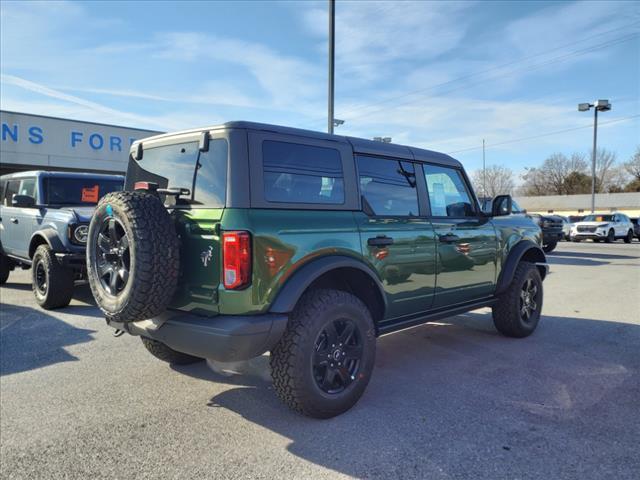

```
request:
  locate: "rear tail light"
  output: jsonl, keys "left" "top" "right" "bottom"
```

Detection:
{"left": 222, "top": 231, "right": 252, "bottom": 290}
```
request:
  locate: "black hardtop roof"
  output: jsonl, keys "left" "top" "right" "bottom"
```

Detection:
{"left": 138, "top": 120, "right": 462, "bottom": 168}
{"left": 0, "top": 170, "right": 124, "bottom": 181}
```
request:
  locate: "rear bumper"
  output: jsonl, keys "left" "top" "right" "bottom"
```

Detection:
{"left": 107, "top": 311, "right": 289, "bottom": 362}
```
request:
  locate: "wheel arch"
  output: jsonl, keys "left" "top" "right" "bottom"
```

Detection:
{"left": 496, "top": 240, "right": 547, "bottom": 295}
{"left": 269, "top": 255, "right": 387, "bottom": 325}
{"left": 28, "top": 229, "right": 64, "bottom": 259}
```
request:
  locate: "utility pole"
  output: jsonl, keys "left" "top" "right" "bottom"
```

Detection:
{"left": 328, "top": 0, "right": 335, "bottom": 134}
{"left": 482, "top": 139, "right": 486, "bottom": 198}
{"left": 591, "top": 108, "right": 598, "bottom": 213}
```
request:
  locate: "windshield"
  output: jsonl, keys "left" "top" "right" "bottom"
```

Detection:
{"left": 43, "top": 177, "right": 123, "bottom": 205}
{"left": 583, "top": 214, "right": 614, "bottom": 222}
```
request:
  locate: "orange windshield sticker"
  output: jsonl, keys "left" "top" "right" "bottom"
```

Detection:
{"left": 81, "top": 185, "right": 99, "bottom": 203}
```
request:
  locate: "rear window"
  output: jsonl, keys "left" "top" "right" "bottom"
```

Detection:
{"left": 262, "top": 140, "right": 344, "bottom": 204}
{"left": 43, "top": 177, "right": 123, "bottom": 206}
{"left": 126, "top": 139, "right": 228, "bottom": 208}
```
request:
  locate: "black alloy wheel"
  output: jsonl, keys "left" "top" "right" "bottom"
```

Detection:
{"left": 312, "top": 318, "right": 363, "bottom": 394}
{"left": 519, "top": 277, "right": 539, "bottom": 322}
{"left": 95, "top": 217, "right": 130, "bottom": 296}
{"left": 34, "top": 259, "right": 48, "bottom": 296}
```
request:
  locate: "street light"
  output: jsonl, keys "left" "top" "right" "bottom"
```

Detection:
{"left": 578, "top": 99, "right": 611, "bottom": 213}
{"left": 333, "top": 118, "right": 345, "bottom": 127}
{"left": 373, "top": 137, "right": 392, "bottom": 143}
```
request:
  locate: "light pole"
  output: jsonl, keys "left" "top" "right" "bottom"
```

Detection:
{"left": 328, "top": 0, "right": 335, "bottom": 134}
{"left": 578, "top": 100, "right": 611, "bottom": 213}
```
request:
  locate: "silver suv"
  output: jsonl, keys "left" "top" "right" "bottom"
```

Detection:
{"left": 0, "top": 171, "right": 123, "bottom": 308}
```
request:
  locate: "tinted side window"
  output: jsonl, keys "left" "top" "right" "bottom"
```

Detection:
{"left": 3, "top": 180, "right": 20, "bottom": 206}
{"left": 357, "top": 156, "right": 419, "bottom": 216}
{"left": 424, "top": 164, "right": 475, "bottom": 217}
{"left": 262, "top": 140, "right": 344, "bottom": 204}
{"left": 19, "top": 178, "right": 37, "bottom": 200}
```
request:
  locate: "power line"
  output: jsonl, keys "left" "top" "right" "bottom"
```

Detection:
{"left": 337, "top": 22, "right": 640, "bottom": 119}
{"left": 301, "top": 21, "right": 640, "bottom": 128}
{"left": 445, "top": 114, "right": 640, "bottom": 155}
{"left": 341, "top": 32, "right": 639, "bottom": 123}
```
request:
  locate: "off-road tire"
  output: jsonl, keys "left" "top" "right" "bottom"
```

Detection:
{"left": 0, "top": 254, "right": 10, "bottom": 285}
{"left": 140, "top": 337, "right": 202, "bottom": 365}
{"left": 605, "top": 229, "right": 615, "bottom": 243}
{"left": 87, "top": 191, "right": 180, "bottom": 323}
{"left": 624, "top": 230, "right": 633, "bottom": 243}
{"left": 270, "top": 289, "right": 376, "bottom": 419}
{"left": 31, "top": 245, "right": 74, "bottom": 309}
{"left": 542, "top": 241, "right": 557, "bottom": 253}
{"left": 492, "top": 261, "right": 543, "bottom": 338}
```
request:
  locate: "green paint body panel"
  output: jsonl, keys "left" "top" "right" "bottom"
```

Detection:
{"left": 166, "top": 206, "right": 542, "bottom": 322}
{"left": 217, "top": 208, "right": 364, "bottom": 316}
{"left": 170, "top": 208, "right": 223, "bottom": 315}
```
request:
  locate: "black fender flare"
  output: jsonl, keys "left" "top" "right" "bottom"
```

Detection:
{"left": 28, "top": 229, "right": 65, "bottom": 258}
{"left": 496, "top": 240, "right": 547, "bottom": 295}
{"left": 269, "top": 255, "right": 388, "bottom": 315}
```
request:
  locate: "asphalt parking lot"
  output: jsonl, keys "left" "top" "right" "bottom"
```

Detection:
{"left": 1, "top": 241, "right": 639, "bottom": 479}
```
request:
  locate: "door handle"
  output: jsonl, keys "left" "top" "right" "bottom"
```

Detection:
{"left": 439, "top": 233, "right": 460, "bottom": 243}
{"left": 368, "top": 235, "right": 394, "bottom": 247}
{"left": 10, "top": 217, "right": 19, "bottom": 224}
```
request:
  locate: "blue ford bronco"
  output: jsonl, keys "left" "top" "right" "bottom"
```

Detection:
{"left": 0, "top": 170, "right": 123, "bottom": 308}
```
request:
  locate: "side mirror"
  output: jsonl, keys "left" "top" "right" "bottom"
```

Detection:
{"left": 492, "top": 195, "right": 512, "bottom": 216}
{"left": 11, "top": 194, "right": 36, "bottom": 208}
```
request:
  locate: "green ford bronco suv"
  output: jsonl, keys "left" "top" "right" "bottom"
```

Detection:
{"left": 86, "top": 122, "right": 548, "bottom": 418}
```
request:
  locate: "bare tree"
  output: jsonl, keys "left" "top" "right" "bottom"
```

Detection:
{"left": 624, "top": 146, "right": 640, "bottom": 181}
{"left": 623, "top": 146, "right": 640, "bottom": 191}
{"left": 471, "top": 165, "right": 515, "bottom": 198}
{"left": 520, "top": 153, "right": 588, "bottom": 195}
{"left": 594, "top": 148, "right": 619, "bottom": 192}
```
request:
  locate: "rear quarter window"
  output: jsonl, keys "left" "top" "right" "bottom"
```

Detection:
{"left": 262, "top": 140, "right": 345, "bottom": 205}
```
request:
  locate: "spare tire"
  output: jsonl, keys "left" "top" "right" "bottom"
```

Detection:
{"left": 87, "top": 191, "right": 180, "bottom": 323}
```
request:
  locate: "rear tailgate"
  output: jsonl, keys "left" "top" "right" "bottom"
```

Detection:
{"left": 125, "top": 135, "right": 229, "bottom": 315}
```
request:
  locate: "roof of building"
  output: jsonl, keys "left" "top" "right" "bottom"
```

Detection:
{"left": 515, "top": 192, "right": 640, "bottom": 210}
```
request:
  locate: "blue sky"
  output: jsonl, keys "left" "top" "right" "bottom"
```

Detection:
{"left": 1, "top": 0, "right": 638, "bottom": 179}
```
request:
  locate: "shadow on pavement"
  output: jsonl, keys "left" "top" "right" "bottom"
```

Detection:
{"left": 551, "top": 250, "right": 638, "bottom": 260}
{"left": 0, "top": 281, "right": 33, "bottom": 292}
{"left": 547, "top": 256, "right": 609, "bottom": 266}
{"left": 0, "top": 304, "right": 96, "bottom": 376}
{"left": 174, "top": 311, "right": 640, "bottom": 479}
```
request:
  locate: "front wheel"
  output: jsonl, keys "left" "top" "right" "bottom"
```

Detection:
{"left": 624, "top": 230, "right": 633, "bottom": 243}
{"left": 0, "top": 254, "right": 11, "bottom": 285}
{"left": 605, "top": 229, "right": 615, "bottom": 243}
{"left": 31, "top": 245, "right": 74, "bottom": 309}
{"left": 270, "top": 289, "right": 376, "bottom": 419}
{"left": 492, "top": 262, "right": 543, "bottom": 338}
{"left": 542, "top": 241, "right": 557, "bottom": 253}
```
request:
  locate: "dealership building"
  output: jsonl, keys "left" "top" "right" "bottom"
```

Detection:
{"left": 0, "top": 110, "right": 162, "bottom": 176}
